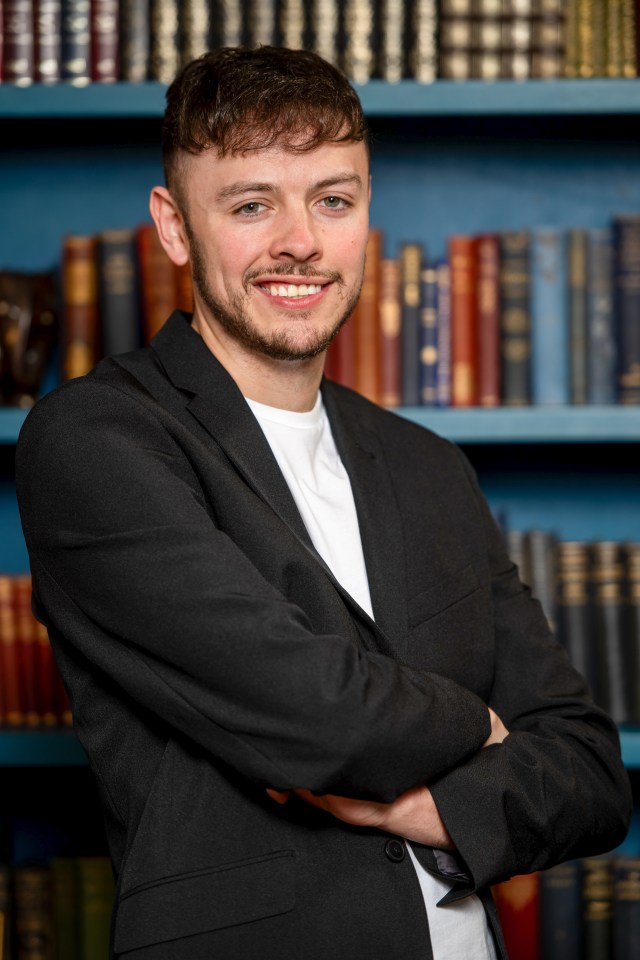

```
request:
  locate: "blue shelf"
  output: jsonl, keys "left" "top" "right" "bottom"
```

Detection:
{"left": 0, "top": 79, "right": 639, "bottom": 118}
{"left": 620, "top": 730, "right": 640, "bottom": 769}
{"left": 0, "top": 407, "right": 30, "bottom": 443}
{"left": 0, "top": 730, "right": 87, "bottom": 766}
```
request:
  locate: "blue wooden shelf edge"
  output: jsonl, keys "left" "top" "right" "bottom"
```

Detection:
{"left": 0, "top": 729, "right": 88, "bottom": 766}
{"left": 0, "top": 78, "right": 639, "bottom": 118}
{"left": 620, "top": 729, "right": 640, "bottom": 769}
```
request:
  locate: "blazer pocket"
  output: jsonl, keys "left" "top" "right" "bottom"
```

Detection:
{"left": 113, "top": 850, "right": 295, "bottom": 954}
{"left": 408, "top": 563, "right": 480, "bottom": 628}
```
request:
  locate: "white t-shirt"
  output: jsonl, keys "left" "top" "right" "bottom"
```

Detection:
{"left": 246, "top": 393, "right": 497, "bottom": 960}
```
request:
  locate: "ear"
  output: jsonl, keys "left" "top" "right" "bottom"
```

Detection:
{"left": 149, "top": 186, "right": 190, "bottom": 266}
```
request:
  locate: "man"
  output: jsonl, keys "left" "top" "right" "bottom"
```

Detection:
{"left": 16, "top": 47, "right": 631, "bottom": 959}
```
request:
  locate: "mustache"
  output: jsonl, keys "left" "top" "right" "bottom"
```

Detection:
{"left": 244, "top": 265, "right": 343, "bottom": 285}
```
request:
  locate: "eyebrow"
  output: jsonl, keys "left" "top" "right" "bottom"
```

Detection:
{"left": 214, "top": 172, "right": 364, "bottom": 203}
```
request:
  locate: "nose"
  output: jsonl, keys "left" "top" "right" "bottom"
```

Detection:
{"left": 268, "top": 205, "right": 322, "bottom": 263}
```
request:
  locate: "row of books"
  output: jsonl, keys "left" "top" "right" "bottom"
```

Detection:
{"left": 327, "top": 217, "right": 640, "bottom": 409}
{"left": 0, "top": 576, "right": 71, "bottom": 729}
{"left": 505, "top": 532, "right": 640, "bottom": 727}
{"left": 493, "top": 855, "right": 640, "bottom": 960}
{"left": 0, "top": 1, "right": 638, "bottom": 87}
{"left": 0, "top": 855, "right": 114, "bottom": 960}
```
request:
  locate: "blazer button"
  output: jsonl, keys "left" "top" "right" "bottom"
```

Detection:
{"left": 384, "top": 839, "right": 406, "bottom": 862}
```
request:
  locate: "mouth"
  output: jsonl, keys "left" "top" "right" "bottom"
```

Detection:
{"left": 258, "top": 281, "right": 324, "bottom": 299}
{"left": 252, "top": 277, "right": 332, "bottom": 307}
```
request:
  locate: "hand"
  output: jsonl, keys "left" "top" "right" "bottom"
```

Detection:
{"left": 484, "top": 707, "right": 509, "bottom": 747}
{"left": 266, "top": 785, "right": 454, "bottom": 849}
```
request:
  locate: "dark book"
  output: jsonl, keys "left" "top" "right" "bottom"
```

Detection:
{"left": 12, "top": 865, "right": 55, "bottom": 960}
{"left": 180, "top": 0, "right": 211, "bottom": 65}
{"left": 51, "top": 858, "right": 79, "bottom": 960}
{"left": 531, "top": 0, "right": 565, "bottom": 79}
{"left": 492, "top": 872, "right": 540, "bottom": 960}
{"left": 418, "top": 263, "right": 438, "bottom": 406}
{"left": 378, "top": 0, "right": 405, "bottom": 83}
{"left": 13, "top": 574, "right": 39, "bottom": 728}
{"left": 449, "top": 234, "right": 478, "bottom": 407}
{"left": 308, "top": 0, "right": 341, "bottom": 67}
{"left": 0, "top": 574, "right": 24, "bottom": 727}
{"left": 408, "top": 0, "right": 437, "bottom": 83}
{"left": 592, "top": 541, "right": 635, "bottom": 724}
{"left": 61, "top": 234, "right": 99, "bottom": 381}
{"left": 399, "top": 242, "right": 424, "bottom": 407}
{"left": 583, "top": 856, "right": 614, "bottom": 960}
{"left": 530, "top": 227, "right": 569, "bottom": 406}
{"left": 91, "top": 0, "right": 118, "bottom": 82}
{"left": 76, "top": 857, "right": 115, "bottom": 960}
{"left": 342, "top": 0, "right": 376, "bottom": 84}
{"left": 612, "top": 214, "right": 640, "bottom": 404}
{"left": 476, "top": 232, "right": 500, "bottom": 407}
{"left": 378, "top": 257, "right": 402, "bottom": 408}
{"left": 2, "top": 0, "right": 35, "bottom": 84}
{"left": 34, "top": 0, "right": 62, "bottom": 83}
{"left": 539, "top": 860, "right": 584, "bottom": 960}
{"left": 556, "top": 541, "right": 597, "bottom": 696}
{"left": 499, "top": 229, "right": 531, "bottom": 406}
{"left": 505, "top": 529, "right": 533, "bottom": 591}
{"left": 246, "top": 0, "right": 276, "bottom": 47}
{"left": 528, "top": 529, "right": 557, "bottom": 634}
{"left": 97, "top": 228, "right": 142, "bottom": 357}
{"left": 435, "top": 259, "right": 452, "bottom": 407}
{"left": 119, "top": 0, "right": 149, "bottom": 82}
{"left": 568, "top": 227, "right": 589, "bottom": 404}
{"left": 61, "top": 0, "right": 91, "bottom": 85}
{"left": 613, "top": 856, "right": 640, "bottom": 959}
{"left": 325, "top": 319, "right": 356, "bottom": 391}
{"left": 624, "top": 542, "right": 640, "bottom": 724}
{"left": 148, "top": 0, "right": 179, "bottom": 83}
{"left": 354, "top": 228, "right": 382, "bottom": 404}
{"left": 586, "top": 228, "right": 616, "bottom": 405}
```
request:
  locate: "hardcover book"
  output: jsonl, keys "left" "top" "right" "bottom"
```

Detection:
{"left": 530, "top": 227, "right": 569, "bottom": 406}
{"left": 61, "top": 0, "right": 91, "bottom": 85}
{"left": 378, "top": 257, "right": 402, "bottom": 407}
{"left": 119, "top": 0, "right": 149, "bottom": 82}
{"left": 586, "top": 227, "right": 616, "bottom": 405}
{"left": 90, "top": 0, "right": 118, "bottom": 82}
{"left": 61, "top": 234, "right": 99, "bottom": 381}
{"left": 399, "top": 242, "right": 424, "bottom": 407}
{"left": 449, "top": 234, "right": 478, "bottom": 407}
{"left": 612, "top": 214, "right": 640, "bottom": 404}
{"left": 34, "top": 0, "right": 62, "bottom": 83}
{"left": 499, "top": 229, "right": 531, "bottom": 406}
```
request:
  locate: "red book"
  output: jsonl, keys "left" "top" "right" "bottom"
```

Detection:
{"left": 354, "top": 227, "right": 382, "bottom": 404}
{"left": 476, "top": 232, "right": 501, "bottom": 407}
{"left": 493, "top": 872, "right": 540, "bottom": 960}
{"left": 2, "top": 0, "right": 35, "bottom": 84}
{"left": 379, "top": 258, "right": 401, "bottom": 407}
{"left": 91, "top": 0, "right": 119, "bottom": 82}
{"left": 13, "top": 575, "right": 39, "bottom": 728}
{"left": 327, "top": 321, "right": 357, "bottom": 391}
{"left": 0, "top": 575, "right": 23, "bottom": 726}
{"left": 449, "top": 234, "right": 479, "bottom": 407}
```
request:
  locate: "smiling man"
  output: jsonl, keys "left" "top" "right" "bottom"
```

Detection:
{"left": 16, "top": 47, "right": 631, "bottom": 960}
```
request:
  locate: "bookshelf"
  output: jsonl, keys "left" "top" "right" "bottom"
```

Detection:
{"left": 1, "top": 81, "right": 640, "bottom": 866}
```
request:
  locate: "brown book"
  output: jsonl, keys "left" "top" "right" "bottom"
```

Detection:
{"left": 621, "top": 0, "right": 637, "bottom": 77}
{"left": 326, "top": 321, "right": 357, "bottom": 391}
{"left": 531, "top": 0, "right": 565, "bottom": 79}
{"left": 492, "top": 872, "right": 540, "bottom": 960}
{"left": 180, "top": 0, "right": 211, "bottom": 65}
{"left": 13, "top": 865, "right": 55, "bottom": 960}
{"left": 174, "top": 261, "right": 194, "bottom": 315}
{"left": 438, "top": 1, "right": 473, "bottom": 80}
{"left": 61, "top": 234, "right": 99, "bottom": 381}
{"left": 408, "top": 0, "right": 437, "bottom": 83}
{"left": 0, "top": 575, "right": 23, "bottom": 727}
{"left": 13, "top": 575, "right": 39, "bottom": 728}
{"left": 449, "top": 234, "right": 479, "bottom": 407}
{"left": 33, "top": 615, "right": 57, "bottom": 728}
{"left": 476, "top": 232, "right": 501, "bottom": 407}
{"left": 379, "top": 258, "right": 402, "bottom": 408}
{"left": 91, "top": 0, "right": 118, "bottom": 82}
{"left": 136, "top": 224, "right": 179, "bottom": 343}
{"left": 354, "top": 228, "right": 382, "bottom": 404}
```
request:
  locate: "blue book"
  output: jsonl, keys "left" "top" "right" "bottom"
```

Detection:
{"left": 586, "top": 228, "right": 616, "bottom": 405}
{"left": 435, "top": 260, "right": 451, "bottom": 407}
{"left": 419, "top": 263, "right": 439, "bottom": 405}
{"left": 530, "top": 227, "right": 569, "bottom": 405}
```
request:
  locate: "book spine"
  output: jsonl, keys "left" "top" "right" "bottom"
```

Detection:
{"left": 61, "top": 234, "right": 99, "bottom": 380}
{"left": 627, "top": 543, "right": 640, "bottom": 725}
{"left": 539, "top": 860, "right": 584, "bottom": 959}
{"left": 0, "top": 575, "right": 23, "bottom": 726}
{"left": 613, "top": 214, "right": 640, "bottom": 404}
{"left": 493, "top": 872, "right": 540, "bottom": 960}
{"left": 354, "top": 228, "right": 382, "bottom": 404}
{"left": 343, "top": 0, "right": 376, "bottom": 83}
{"left": 449, "top": 234, "right": 478, "bottom": 406}
{"left": 592, "top": 541, "right": 634, "bottom": 724}
{"left": 119, "top": 0, "right": 149, "bottom": 82}
{"left": 606, "top": 0, "right": 624, "bottom": 77}
{"left": 136, "top": 223, "right": 177, "bottom": 344}
{"left": 583, "top": 856, "right": 615, "bottom": 960}
{"left": 576, "top": 0, "right": 595, "bottom": 78}
{"left": 564, "top": 0, "right": 580, "bottom": 76}
{"left": 590, "top": 0, "right": 607, "bottom": 77}
{"left": 180, "top": 0, "right": 210, "bottom": 65}
{"left": 149, "top": 0, "right": 179, "bottom": 83}
{"left": 13, "top": 866, "right": 55, "bottom": 960}
{"left": 379, "top": 258, "right": 402, "bottom": 407}
{"left": 586, "top": 227, "right": 616, "bottom": 405}
{"left": 329, "top": 320, "right": 357, "bottom": 390}
{"left": 246, "top": 0, "right": 276, "bottom": 47}
{"left": 211, "top": 0, "right": 244, "bottom": 50}
{"left": 399, "top": 242, "right": 424, "bottom": 406}
{"left": 378, "top": 0, "right": 405, "bottom": 83}
{"left": 527, "top": 528, "right": 557, "bottom": 633}
{"left": 76, "top": 857, "right": 116, "bottom": 960}
{"left": 500, "top": 0, "right": 533, "bottom": 80}
{"left": 472, "top": 5, "right": 502, "bottom": 83}
{"left": 3, "top": 0, "right": 35, "bottom": 84}
{"left": 436, "top": 259, "right": 452, "bottom": 407}
{"left": 613, "top": 856, "right": 640, "bottom": 958}
{"left": 97, "top": 228, "right": 142, "bottom": 357}
{"left": 309, "top": 0, "right": 341, "bottom": 66}
{"left": 438, "top": 0, "right": 473, "bottom": 80}
{"left": 556, "top": 541, "right": 597, "bottom": 696}
{"left": 530, "top": 0, "right": 565, "bottom": 79}
{"left": 621, "top": 0, "right": 637, "bottom": 77}
{"left": 61, "top": 0, "right": 91, "bottom": 84}
{"left": 279, "top": 0, "right": 307, "bottom": 50}
{"left": 91, "top": 0, "right": 118, "bottom": 82}
{"left": 418, "top": 263, "right": 438, "bottom": 405}
{"left": 499, "top": 229, "right": 531, "bottom": 406}
{"left": 409, "top": 0, "right": 437, "bottom": 83}
{"left": 567, "top": 228, "right": 588, "bottom": 404}
{"left": 530, "top": 227, "right": 569, "bottom": 406}
{"left": 34, "top": 0, "right": 62, "bottom": 83}
{"left": 13, "top": 575, "right": 39, "bottom": 728}
{"left": 476, "top": 232, "right": 500, "bottom": 407}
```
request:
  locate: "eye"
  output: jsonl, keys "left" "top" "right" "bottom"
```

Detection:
{"left": 235, "top": 201, "right": 266, "bottom": 216}
{"left": 321, "top": 196, "right": 348, "bottom": 210}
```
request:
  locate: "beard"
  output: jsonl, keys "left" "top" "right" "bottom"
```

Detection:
{"left": 187, "top": 227, "right": 363, "bottom": 362}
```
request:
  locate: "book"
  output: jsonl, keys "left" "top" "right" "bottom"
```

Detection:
{"left": 449, "top": 234, "right": 478, "bottom": 407}
{"left": 136, "top": 223, "right": 178, "bottom": 344}
{"left": 12, "top": 865, "right": 55, "bottom": 960}
{"left": 0, "top": 270, "right": 57, "bottom": 407}
{"left": 51, "top": 857, "right": 79, "bottom": 960}
{"left": 472, "top": 0, "right": 502, "bottom": 82}
{"left": 556, "top": 541, "right": 597, "bottom": 697}
{"left": 180, "top": 0, "right": 211, "bottom": 64}
{"left": 353, "top": 228, "right": 382, "bottom": 404}
{"left": 583, "top": 856, "right": 614, "bottom": 960}
{"left": 476, "top": 232, "right": 501, "bottom": 407}
{"left": 499, "top": 229, "right": 531, "bottom": 407}
{"left": 34, "top": 0, "right": 62, "bottom": 83}
{"left": 613, "top": 856, "right": 640, "bottom": 959}
{"left": 90, "top": 0, "right": 118, "bottom": 82}
{"left": 246, "top": 0, "right": 277, "bottom": 47}
{"left": 530, "top": 227, "right": 569, "bottom": 406}
{"left": 13, "top": 575, "right": 39, "bottom": 728}
{"left": 627, "top": 542, "right": 640, "bottom": 725}
{"left": 96, "top": 228, "right": 142, "bottom": 357}
{"left": 505, "top": 529, "right": 533, "bottom": 590}
{"left": 378, "top": 0, "right": 405, "bottom": 83}
{"left": 539, "top": 860, "right": 584, "bottom": 959}
{"left": 435, "top": 259, "right": 452, "bottom": 407}
{"left": 212, "top": 0, "right": 245, "bottom": 47}
{"left": 61, "top": 234, "right": 99, "bottom": 381}
{"left": 493, "top": 872, "right": 540, "bottom": 960}
{"left": 567, "top": 227, "right": 589, "bottom": 404}
{"left": 148, "top": 0, "right": 179, "bottom": 83}
{"left": 409, "top": 0, "right": 437, "bottom": 83}
{"left": 308, "top": 0, "right": 341, "bottom": 66}
{"left": 612, "top": 214, "right": 640, "bottom": 404}
{"left": 75, "top": 857, "right": 115, "bottom": 960}
{"left": 527, "top": 529, "right": 557, "bottom": 633}
{"left": 591, "top": 541, "right": 634, "bottom": 724}
{"left": 119, "top": 0, "right": 149, "bottom": 82}
{"left": 343, "top": 0, "right": 376, "bottom": 84}
{"left": 279, "top": 0, "right": 307, "bottom": 51}
{"left": 0, "top": 575, "right": 23, "bottom": 727}
{"left": 418, "top": 263, "right": 438, "bottom": 405}
{"left": 530, "top": 0, "right": 565, "bottom": 79}
{"left": 438, "top": 0, "right": 473, "bottom": 80}
{"left": 60, "top": 0, "right": 91, "bottom": 85}
{"left": 378, "top": 258, "right": 402, "bottom": 407}
{"left": 399, "top": 242, "right": 424, "bottom": 407}
{"left": 2, "top": 0, "right": 35, "bottom": 84}
{"left": 586, "top": 227, "right": 616, "bottom": 405}
{"left": 325, "top": 318, "right": 356, "bottom": 391}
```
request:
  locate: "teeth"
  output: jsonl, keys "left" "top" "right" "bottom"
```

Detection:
{"left": 264, "top": 283, "right": 322, "bottom": 298}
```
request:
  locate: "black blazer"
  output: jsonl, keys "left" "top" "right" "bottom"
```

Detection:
{"left": 16, "top": 312, "right": 631, "bottom": 959}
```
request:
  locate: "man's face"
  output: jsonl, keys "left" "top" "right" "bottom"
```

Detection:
{"left": 179, "top": 137, "right": 370, "bottom": 363}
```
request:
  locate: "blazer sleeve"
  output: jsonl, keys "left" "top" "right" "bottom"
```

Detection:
{"left": 16, "top": 378, "right": 492, "bottom": 801}
{"left": 428, "top": 447, "right": 632, "bottom": 895}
